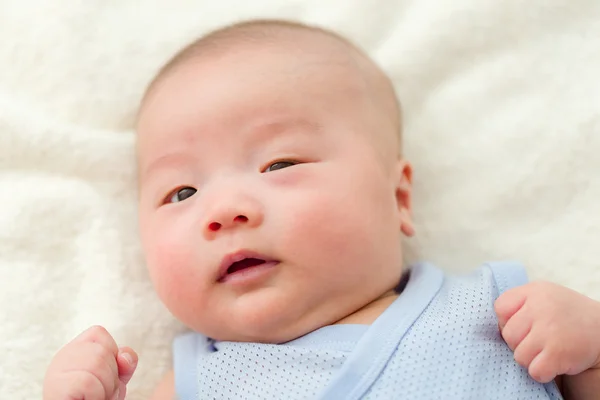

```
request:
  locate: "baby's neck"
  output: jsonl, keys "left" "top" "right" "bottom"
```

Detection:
{"left": 333, "top": 290, "right": 399, "bottom": 325}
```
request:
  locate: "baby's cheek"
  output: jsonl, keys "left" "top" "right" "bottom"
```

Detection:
{"left": 282, "top": 191, "right": 370, "bottom": 263}
{"left": 147, "top": 231, "right": 203, "bottom": 310}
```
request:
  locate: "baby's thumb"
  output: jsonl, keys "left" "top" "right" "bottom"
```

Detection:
{"left": 116, "top": 346, "right": 138, "bottom": 385}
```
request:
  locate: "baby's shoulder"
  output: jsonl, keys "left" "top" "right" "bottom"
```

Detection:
{"left": 403, "top": 261, "right": 529, "bottom": 332}
{"left": 436, "top": 260, "right": 529, "bottom": 301}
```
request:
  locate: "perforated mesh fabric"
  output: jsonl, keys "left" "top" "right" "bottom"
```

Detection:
{"left": 362, "top": 268, "right": 562, "bottom": 399}
{"left": 198, "top": 341, "right": 350, "bottom": 399}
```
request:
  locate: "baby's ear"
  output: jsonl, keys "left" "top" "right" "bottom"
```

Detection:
{"left": 393, "top": 159, "right": 415, "bottom": 237}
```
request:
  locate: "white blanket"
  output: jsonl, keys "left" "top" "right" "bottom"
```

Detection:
{"left": 1, "top": 0, "right": 599, "bottom": 398}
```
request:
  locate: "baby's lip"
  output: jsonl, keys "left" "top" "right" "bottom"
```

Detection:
{"left": 217, "top": 250, "right": 278, "bottom": 281}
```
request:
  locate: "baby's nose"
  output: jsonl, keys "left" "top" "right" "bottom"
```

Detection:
{"left": 203, "top": 200, "right": 263, "bottom": 239}
{"left": 208, "top": 214, "right": 248, "bottom": 231}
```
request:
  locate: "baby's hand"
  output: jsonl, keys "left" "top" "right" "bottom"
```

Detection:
{"left": 494, "top": 282, "right": 600, "bottom": 383}
{"left": 43, "top": 326, "right": 138, "bottom": 400}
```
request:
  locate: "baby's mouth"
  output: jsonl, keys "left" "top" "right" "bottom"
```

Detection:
{"left": 217, "top": 250, "right": 279, "bottom": 283}
{"left": 226, "top": 258, "right": 266, "bottom": 274}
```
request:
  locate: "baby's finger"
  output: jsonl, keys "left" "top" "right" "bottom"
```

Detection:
{"left": 494, "top": 287, "right": 527, "bottom": 329}
{"left": 116, "top": 347, "right": 138, "bottom": 385}
{"left": 75, "top": 343, "right": 120, "bottom": 397}
{"left": 73, "top": 326, "right": 119, "bottom": 357}
{"left": 528, "top": 349, "right": 560, "bottom": 383}
{"left": 513, "top": 332, "right": 544, "bottom": 370}
{"left": 60, "top": 370, "right": 107, "bottom": 400}
{"left": 499, "top": 306, "right": 532, "bottom": 351}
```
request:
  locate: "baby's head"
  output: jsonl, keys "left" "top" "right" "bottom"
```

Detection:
{"left": 136, "top": 20, "right": 414, "bottom": 343}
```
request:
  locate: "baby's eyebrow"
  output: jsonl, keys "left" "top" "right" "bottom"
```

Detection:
{"left": 140, "top": 118, "right": 319, "bottom": 180}
{"left": 141, "top": 153, "right": 193, "bottom": 181}
{"left": 245, "top": 117, "right": 321, "bottom": 145}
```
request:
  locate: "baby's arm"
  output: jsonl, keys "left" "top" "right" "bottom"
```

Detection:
{"left": 150, "top": 370, "right": 175, "bottom": 400}
{"left": 495, "top": 282, "right": 600, "bottom": 400}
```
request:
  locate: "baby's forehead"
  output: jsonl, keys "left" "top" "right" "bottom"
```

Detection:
{"left": 138, "top": 40, "right": 374, "bottom": 133}
{"left": 144, "top": 23, "right": 379, "bottom": 104}
{"left": 137, "top": 23, "right": 401, "bottom": 167}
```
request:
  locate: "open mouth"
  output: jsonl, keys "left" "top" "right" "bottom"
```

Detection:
{"left": 218, "top": 250, "right": 278, "bottom": 283}
{"left": 226, "top": 257, "right": 266, "bottom": 274}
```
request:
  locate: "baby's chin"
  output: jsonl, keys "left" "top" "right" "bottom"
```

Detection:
{"left": 174, "top": 275, "right": 396, "bottom": 343}
{"left": 189, "top": 301, "right": 350, "bottom": 344}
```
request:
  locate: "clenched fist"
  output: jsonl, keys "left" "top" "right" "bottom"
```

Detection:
{"left": 495, "top": 281, "right": 600, "bottom": 384}
{"left": 44, "top": 326, "right": 138, "bottom": 400}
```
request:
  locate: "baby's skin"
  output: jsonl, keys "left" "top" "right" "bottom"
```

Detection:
{"left": 43, "top": 20, "right": 600, "bottom": 400}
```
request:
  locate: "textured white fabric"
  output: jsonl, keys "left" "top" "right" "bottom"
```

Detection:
{"left": 1, "top": 1, "right": 599, "bottom": 398}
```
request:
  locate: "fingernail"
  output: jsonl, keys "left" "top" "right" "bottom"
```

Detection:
{"left": 112, "top": 388, "right": 120, "bottom": 400}
{"left": 122, "top": 352, "right": 134, "bottom": 366}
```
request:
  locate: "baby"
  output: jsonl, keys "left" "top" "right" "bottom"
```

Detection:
{"left": 44, "top": 20, "right": 600, "bottom": 399}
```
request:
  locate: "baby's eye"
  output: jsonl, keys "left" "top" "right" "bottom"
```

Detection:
{"left": 165, "top": 187, "right": 197, "bottom": 204}
{"left": 264, "top": 161, "right": 297, "bottom": 172}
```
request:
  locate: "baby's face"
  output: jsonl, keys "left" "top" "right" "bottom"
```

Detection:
{"left": 136, "top": 42, "right": 412, "bottom": 342}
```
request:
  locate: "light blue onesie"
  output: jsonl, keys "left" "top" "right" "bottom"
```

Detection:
{"left": 173, "top": 262, "right": 563, "bottom": 399}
